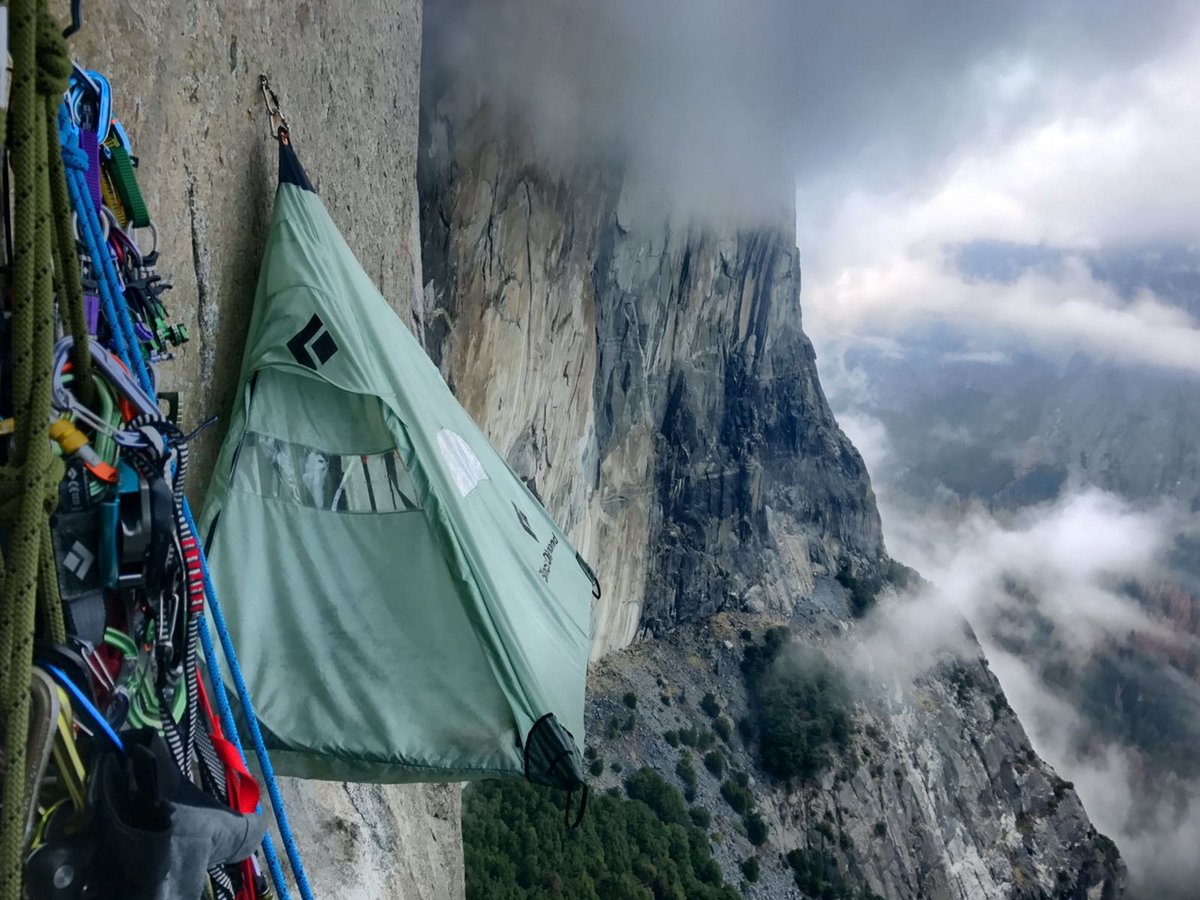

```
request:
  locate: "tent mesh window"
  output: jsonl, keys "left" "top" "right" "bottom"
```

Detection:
{"left": 233, "top": 432, "right": 419, "bottom": 514}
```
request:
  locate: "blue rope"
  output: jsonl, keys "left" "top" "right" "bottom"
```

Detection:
{"left": 58, "top": 102, "right": 314, "bottom": 900}
{"left": 58, "top": 108, "right": 150, "bottom": 392}
{"left": 185, "top": 501, "right": 316, "bottom": 900}
{"left": 196, "top": 587, "right": 291, "bottom": 899}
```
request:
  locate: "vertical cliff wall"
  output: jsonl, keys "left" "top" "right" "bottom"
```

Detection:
{"left": 68, "top": 3, "right": 461, "bottom": 897}
{"left": 419, "top": 101, "right": 886, "bottom": 657}
{"left": 418, "top": 81, "right": 1124, "bottom": 900}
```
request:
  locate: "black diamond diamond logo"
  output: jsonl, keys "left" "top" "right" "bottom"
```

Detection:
{"left": 287, "top": 314, "right": 339, "bottom": 370}
{"left": 64, "top": 540, "right": 95, "bottom": 580}
{"left": 512, "top": 502, "right": 539, "bottom": 542}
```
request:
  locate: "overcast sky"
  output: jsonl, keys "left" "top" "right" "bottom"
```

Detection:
{"left": 799, "top": 4, "right": 1200, "bottom": 374}
{"left": 428, "top": 0, "right": 1200, "bottom": 372}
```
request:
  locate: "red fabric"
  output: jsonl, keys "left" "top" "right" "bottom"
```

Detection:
{"left": 197, "top": 648, "right": 266, "bottom": 897}
{"left": 180, "top": 533, "right": 205, "bottom": 615}
{"left": 196, "top": 674, "right": 261, "bottom": 815}
{"left": 213, "top": 734, "right": 260, "bottom": 815}
{"left": 237, "top": 859, "right": 256, "bottom": 900}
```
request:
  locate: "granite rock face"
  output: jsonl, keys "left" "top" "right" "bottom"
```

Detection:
{"left": 418, "top": 100, "right": 886, "bottom": 656}
{"left": 583, "top": 605, "right": 1125, "bottom": 900}
{"left": 418, "top": 84, "right": 1125, "bottom": 899}
{"left": 68, "top": 4, "right": 461, "bottom": 897}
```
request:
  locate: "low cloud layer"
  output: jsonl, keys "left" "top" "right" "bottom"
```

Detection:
{"left": 813, "top": 253, "right": 1200, "bottom": 373}
{"left": 840, "top": 411, "right": 1200, "bottom": 895}
{"left": 847, "top": 483, "right": 1179, "bottom": 680}
{"left": 840, "top": 411, "right": 1180, "bottom": 659}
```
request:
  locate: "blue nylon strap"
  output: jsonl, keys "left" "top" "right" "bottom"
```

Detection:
{"left": 57, "top": 102, "right": 315, "bottom": 900}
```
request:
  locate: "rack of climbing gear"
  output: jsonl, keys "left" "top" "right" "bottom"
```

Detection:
{"left": 0, "top": 3, "right": 310, "bottom": 898}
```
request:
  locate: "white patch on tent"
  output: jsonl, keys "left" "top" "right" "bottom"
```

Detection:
{"left": 437, "top": 428, "right": 488, "bottom": 497}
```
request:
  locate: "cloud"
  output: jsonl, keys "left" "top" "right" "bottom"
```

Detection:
{"left": 799, "top": 23, "right": 1200, "bottom": 251}
{"left": 883, "top": 488, "right": 1176, "bottom": 650}
{"left": 940, "top": 350, "right": 1012, "bottom": 365}
{"left": 988, "top": 646, "right": 1200, "bottom": 899}
{"left": 840, "top": 474, "right": 1179, "bottom": 688}
{"left": 822, "top": 257, "right": 1200, "bottom": 375}
{"left": 1116, "top": 785, "right": 1200, "bottom": 899}
{"left": 832, "top": 411, "right": 892, "bottom": 476}
{"left": 424, "top": 0, "right": 1198, "bottom": 223}
{"left": 849, "top": 468, "right": 1196, "bottom": 895}
{"left": 801, "top": 23, "right": 1200, "bottom": 374}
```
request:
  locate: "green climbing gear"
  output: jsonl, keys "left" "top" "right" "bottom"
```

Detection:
{"left": 101, "top": 120, "right": 149, "bottom": 228}
{"left": 1, "top": 10, "right": 263, "bottom": 897}
{"left": 0, "top": 0, "right": 90, "bottom": 894}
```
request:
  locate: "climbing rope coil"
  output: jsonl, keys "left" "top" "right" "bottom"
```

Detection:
{"left": 0, "top": 3, "right": 311, "bottom": 898}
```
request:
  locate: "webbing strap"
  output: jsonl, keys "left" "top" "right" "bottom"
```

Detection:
{"left": 103, "top": 142, "right": 148, "bottom": 227}
{"left": 99, "top": 168, "right": 127, "bottom": 227}
{"left": 78, "top": 128, "right": 102, "bottom": 210}
{"left": 195, "top": 673, "right": 259, "bottom": 816}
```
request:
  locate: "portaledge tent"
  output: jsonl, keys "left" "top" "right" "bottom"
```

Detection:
{"left": 200, "top": 137, "right": 594, "bottom": 793}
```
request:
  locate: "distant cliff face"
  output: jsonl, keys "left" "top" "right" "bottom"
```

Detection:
{"left": 836, "top": 345, "right": 1200, "bottom": 515}
{"left": 418, "top": 101, "right": 886, "bottom": 656}
{"left": 1043, "top": 357, "right": 1200, "bottom": 510}
{"left": 584, "top": 606, "right": 1125, "bottom": 900}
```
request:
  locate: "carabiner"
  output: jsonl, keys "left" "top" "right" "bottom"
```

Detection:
{"left": 69, "top": 64, "right": 99, "bottom": 100}
{"left": 260, "top": 74, "right": 289, "bottom": 141}
{"left": 123, "top": 220, "right": 159, "bottom": 262}
{"left": 62, "top": 0, "right": 83, "bottom": 38}
{"left": 107, "top": 213, "right": 144, "bottom": 269}
{"left": 69, "top": 69, "right": 112, "bottom": 142}
{"left": 72, "top": 207, "right": 111, "bottom": 248}
{"left": 52, "top": 336, "right": 162, "bottom": 448}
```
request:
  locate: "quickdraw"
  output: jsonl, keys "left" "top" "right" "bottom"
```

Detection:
{"left": 0, "top": 19, "right": 298, "bottom": 900}
{"left": 63, "top": 69, "right": 187, "bottom": 366}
